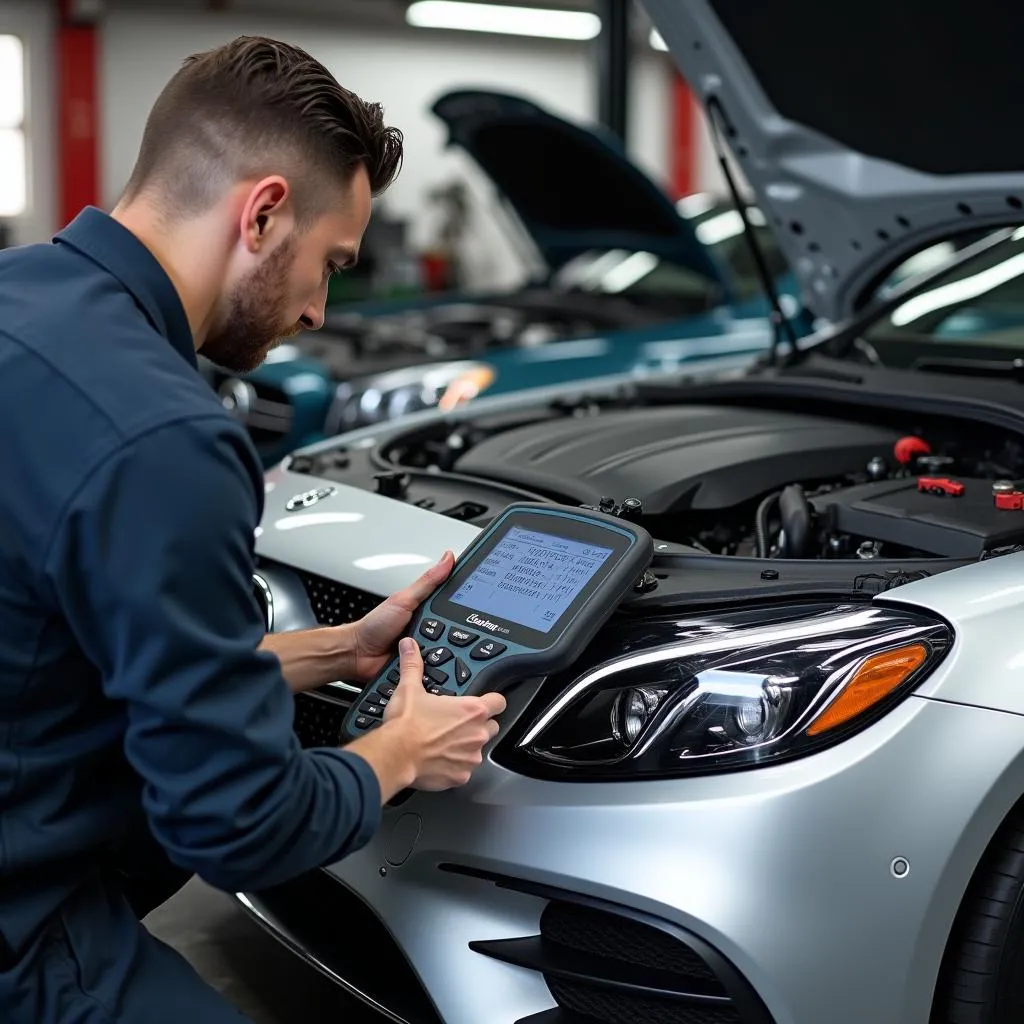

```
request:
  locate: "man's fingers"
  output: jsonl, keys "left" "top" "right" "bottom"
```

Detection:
{"left": 406, "top": 550, "right": 455, "bottom": 601}
{"left": 396, "top": 636, "right": 423, "bottom": 685}
{"left": 477, "top": 691, "right": 507, "bottom": 717}
{"left": 381, "top": 551, "right": 456, "bottom": 617}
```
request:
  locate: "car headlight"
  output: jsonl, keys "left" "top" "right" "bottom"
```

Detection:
{"left": 324, "top": 361, "right": 495, "bottom": 434}
{"left": 506, "top": 604, "right": 951, "bottom": 780}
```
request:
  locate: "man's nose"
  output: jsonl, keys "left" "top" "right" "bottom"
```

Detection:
{"left": 300, "top": 299, "right": 327, "bottom": 331}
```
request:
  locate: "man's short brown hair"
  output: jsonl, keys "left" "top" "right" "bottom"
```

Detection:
{"left": 122, "top": 36, "right": 403, "bottom": 225}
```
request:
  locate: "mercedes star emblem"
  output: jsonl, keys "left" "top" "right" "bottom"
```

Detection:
{"left": 285, "top": 486, "right": 336, "bottom": 511}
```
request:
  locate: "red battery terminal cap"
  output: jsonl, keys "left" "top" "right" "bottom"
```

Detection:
{"left": 894, "top": 436, "right": 932, "bottom": 465}
{"left": 993, "top": 481, "right": 1024, "bottom": 509}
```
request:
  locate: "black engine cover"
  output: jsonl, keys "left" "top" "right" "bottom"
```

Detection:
{"left": 452, "top": 405, "right": 902, "bottom": 513}
{"left": 813, "top": 477, "right": 1024, "bottom": 558}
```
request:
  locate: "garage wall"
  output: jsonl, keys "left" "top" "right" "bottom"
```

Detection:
{"left": 100, "top": 7, "right": 676, "bottom": 289}
{"left": 0, "top": 0, "right": 56, "bottom": 248}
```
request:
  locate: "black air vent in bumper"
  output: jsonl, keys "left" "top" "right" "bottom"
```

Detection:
{"left": 237, "top": 870, "right": 443, "bottom": 1024}
{"left": 297, "top": 570, "right": 381, "bottom": 627}
{"left": 443, "top": 866, "right": 775, "bottom": 1024}
{"left": 281, "top": 571, "right": 380, "bottom": 747}
{"left": 293, "top": 690, "right": 355, "bottom": 749}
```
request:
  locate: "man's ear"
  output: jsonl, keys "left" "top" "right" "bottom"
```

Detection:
{"left": 240, "top": 176, "right": 291, "bottom": 254}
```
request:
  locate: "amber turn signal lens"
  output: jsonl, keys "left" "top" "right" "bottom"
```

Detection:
{"left": 806, "top": 643, "right": 928, "bottom": 737}
{"left": 438, "top": 365, "right": 496, "bottom": 412}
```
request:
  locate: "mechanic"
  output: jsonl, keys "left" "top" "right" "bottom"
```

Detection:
{"left": 0, "top": 36, "right": 506, "bottom": 1024}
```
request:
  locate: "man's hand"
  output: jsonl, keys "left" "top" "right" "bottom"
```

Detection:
{"left": 347, "top": 550, "right": 455, "bottom": 682}
{"left": 345, "top": 637, "right": 507, "bottom": 800}
{"left": 259, "top": 550, "right": 455, "bottom": 694}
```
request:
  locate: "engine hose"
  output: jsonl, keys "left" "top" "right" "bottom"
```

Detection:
{"left": 778, "top": 484, "right": 812, "bottom": 558}
{"left": 755, "top": 492, "right": 781, "bottom": 558}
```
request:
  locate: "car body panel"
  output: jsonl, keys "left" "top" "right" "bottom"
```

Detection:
{"left": 876, "top": 550, "right": 1024, "bottom": 715}
{"left": 259, "top": 465, "right": 480, "bottom": 597}
{"left": 641, "top": 0, "right": 1024, "bottom": 321}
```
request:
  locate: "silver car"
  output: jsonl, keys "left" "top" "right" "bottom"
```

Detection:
{"left": 235, "top": 3, "right": 1024, "bottom": 1022}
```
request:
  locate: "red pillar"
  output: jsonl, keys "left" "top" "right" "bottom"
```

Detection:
{"left": 56, "top": 0, "right": 101, "bottom": 228}
{"left": 670, "top": 71, "right": 699, "bottom": 199}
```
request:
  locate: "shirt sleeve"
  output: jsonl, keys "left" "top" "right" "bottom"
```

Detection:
{"left": 41, "top": 415, "right": 382, "bottom": 892}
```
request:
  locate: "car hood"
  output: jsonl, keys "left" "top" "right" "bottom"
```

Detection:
{"left": 431, "top": 88, "right": 730, "bottom": 289}
{"left": 641, "top": 0, "right": 1024, "bottom": 322}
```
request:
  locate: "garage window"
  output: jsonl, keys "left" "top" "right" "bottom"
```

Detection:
{"left": 0, "top": 35, "right": 26, "bottom": 217}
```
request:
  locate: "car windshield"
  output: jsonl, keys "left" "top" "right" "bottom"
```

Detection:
{"left": 864, "top": 226, "right": 1024, "bottom": 347}
{"left": 551, "top": 198, "right": 789, "bottom": 305}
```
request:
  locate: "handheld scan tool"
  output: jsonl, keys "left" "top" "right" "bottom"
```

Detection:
{"left": 343, "top": 501, "right": 654, "bottom": 740}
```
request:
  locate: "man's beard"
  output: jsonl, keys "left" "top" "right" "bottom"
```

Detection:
{"left": 201, "top": 235, "right": 304, "bottom": 373}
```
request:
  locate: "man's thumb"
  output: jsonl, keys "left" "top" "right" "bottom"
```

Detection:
{"left": 396, "top": 636, "right": 422, "bottom": 688}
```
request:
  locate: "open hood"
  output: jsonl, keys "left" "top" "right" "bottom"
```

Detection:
{"left": 641, "top": 0, "right": 1024, "bottom": 322}
{"left": 431, "top": 88, "right": 729, "bottom": 288}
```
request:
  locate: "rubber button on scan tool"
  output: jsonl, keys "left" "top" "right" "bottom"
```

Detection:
{"left": 359, "top": 702, "right": 384, "bottom": 719}
{"left": 447, "top": 628, "right": 479, "bottom": 648}
{"left": 454, "top": 659, "right": 471, "bottom": 686}
{"left": 424, "top": 647, "right": 454, "bottom": 667}
{"left": 471, "top": 640, "right": 506, "bottom": 661}
{"left": 354, "top": 715, "right": 374, "bottom": 730}
{"left": 420, "top": 619, "right": 444, "bottom": 642}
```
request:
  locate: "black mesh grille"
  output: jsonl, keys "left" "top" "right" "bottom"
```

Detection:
{"left": 297, "top": 571, "right": 380, "bottom": 626}
{"left": 549, "top": 978, "right": 742, "bottom": 1024}
{"left": 293, "top": 693, "right": 354, "bottom": 749}
{"left": 541, "top": 902, "right": 721, "bottom": 989}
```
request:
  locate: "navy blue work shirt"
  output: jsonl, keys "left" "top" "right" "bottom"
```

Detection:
{"left": 0, "top": 208, "right": 381, "bottom": 955}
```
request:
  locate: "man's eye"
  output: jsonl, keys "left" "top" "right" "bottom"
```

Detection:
{"left": 327, "top": 262, "right": 342, "bottom": 278}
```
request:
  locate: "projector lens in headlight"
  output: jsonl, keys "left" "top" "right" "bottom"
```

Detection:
{"left": 611, "top": 686, "right": 667, "bottom": 744}
{"left": 511, "top": 605, "right": 951, "bottom": 780}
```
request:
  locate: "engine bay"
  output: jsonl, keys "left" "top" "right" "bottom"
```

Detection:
{"left": 297, "top": 287, "right": 692, "bottom": 382}
{"left": 286, "top": 388, "right": 1024, "bottom": 574}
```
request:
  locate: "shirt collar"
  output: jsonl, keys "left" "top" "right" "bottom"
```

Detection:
{"left": 54, "top": 206, "right": 197, "bottom": 368}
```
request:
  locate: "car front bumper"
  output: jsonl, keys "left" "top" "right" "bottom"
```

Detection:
{"left": 238, "top": 690, "right": 1024, "bottom": 1024}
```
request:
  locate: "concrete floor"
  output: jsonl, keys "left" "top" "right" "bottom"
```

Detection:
{"left": 144, "top": 877, "right": 382, "bottom": 1024}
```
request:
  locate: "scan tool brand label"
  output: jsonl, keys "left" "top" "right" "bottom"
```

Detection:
{"left": 466, "top": 613, "right": 511, "bottom": 636}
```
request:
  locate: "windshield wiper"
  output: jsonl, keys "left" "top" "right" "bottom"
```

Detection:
{"left": 912, "top": 354, "right": 1024, "bottom": 381}
{"left": 705, "top": 97, "right": 798, "bottom": 367}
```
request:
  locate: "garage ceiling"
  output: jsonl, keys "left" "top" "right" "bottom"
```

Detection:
{"left": 102, "top": 0, "right": 661, "bottom": 42}
{"left": 105, "top": 0, "right": 595, "bottom": 15}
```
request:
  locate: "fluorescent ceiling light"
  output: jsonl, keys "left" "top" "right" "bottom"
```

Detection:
{"left": 650, "top": 28, "right": 668, "bottom": 50}
{"left": 599, "top": 251, "right": 660, "bottom": 293}
{"left": 406, "top": 1, "right": 601, "bottom": 41}
{"left": 695, "top": 207, "right": 767, "bottom": 246}
{"left": 676, "top": 192, "right": 718, "bottom": 219}
{"left": 696, "top": 209, "right": 745, "bottom": 246}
